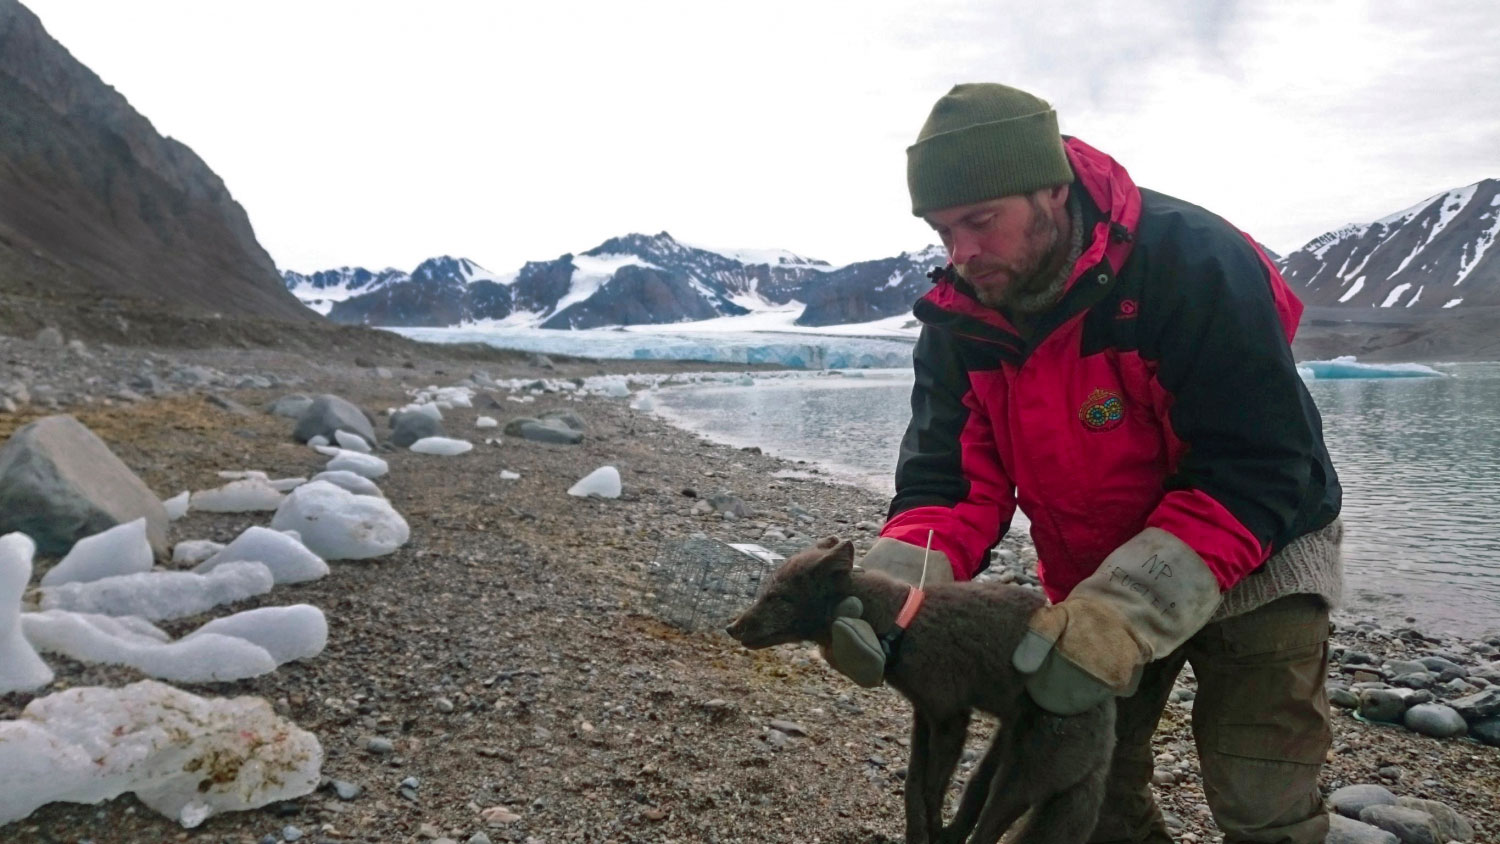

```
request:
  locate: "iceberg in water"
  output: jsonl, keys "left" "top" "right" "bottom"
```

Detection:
{"left": 1296, "top": 356, "right": 1444, "bottom": 380}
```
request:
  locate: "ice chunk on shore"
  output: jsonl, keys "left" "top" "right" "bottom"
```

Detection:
{"left": 410, "top": 436, "right": 473, "bottom": 456}
{"left": 190, "top": 478, "right": 285, "bottom": 513}
{"left": 270, "top": 481, "right": 409, "bottom": 560}
{"left": 1, "top": 533, "right": 54, "bottom": 693}
{"left": 307, "top": 434, "right": 330, "bottom": 447}
{"left": 400, "top": 402, "right": 443, "bottom": 421}
{"left": 0, "top": 680, "right": 323, "bottom": 828}
{"left": 1297, "top": 356, "right": 1444, "bottom": 380}
{"left": 218, "top": 470, "right": 268, "bottom": 480}
{"left": 310, "top": 470, "right": 384, "bottom": 497}
{"left": 568, "top": 466, "right": 622, "bottom": 498}
{"left": 630, "top": 392, "right": 657, "bottom": 411}
{"left": 324, "top": 450, "right": 389, "bottom": 479}
{"left": 184, "top": 605, "right": 327, "bottom": 665}
{"left": 40, "top": 518, "right": 153, "bottom": 587}
{"left": 500, "top": 470, "right": 520, "bottom": 480}
{"left": 476, "top": 416, "right": 498, "bottom": 428}
{"left": 269, "top": 477, "right": 307, "bottom": 492}
{"left": 597, "top": 379, "right": 630, "bottom": 398}
{"left": 22, "top": 610, "right": 278, "bottom": 683}
{"left": 38, "top": 562, "right": 275, "bottom": 621}
{"left": 172, "top": 540, "right": 224, "bottom": 566}
{"left": 334, "top": 430, "right": 371, "bottom": 453}
{"left": 162, "top": 491, "right": 190, "bottom": 520}
{"left": 194, "top": 526, "right": 328, "bottom": 585}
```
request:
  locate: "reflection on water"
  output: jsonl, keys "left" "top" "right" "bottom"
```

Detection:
{"left": 654, "top": 364, "right": 1500, "bottom": 638}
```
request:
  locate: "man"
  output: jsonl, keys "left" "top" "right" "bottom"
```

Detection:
{"left": 827, "top": 83, "right": 1343, "bottom": 843}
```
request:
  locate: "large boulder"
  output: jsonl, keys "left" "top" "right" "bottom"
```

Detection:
{"left": 291, "top": 395, "right": 375, "bottom": 445}
{"left": 390, "top": 411, "right": 444, "bottom": 448}
{"left": 0, "top": 416, "right": 168, "bottom": 556}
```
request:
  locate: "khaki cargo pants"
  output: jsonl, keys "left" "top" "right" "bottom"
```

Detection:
{"left": 1089, "top": 594, "right": 1332, "bottom": 844}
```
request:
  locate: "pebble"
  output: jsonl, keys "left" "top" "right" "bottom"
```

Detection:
{"left": 282, "top": 826, "right": 303, "bottom": 842}
{"left": 365, "top": 736, "right": 395, "bottom": 755}
{"left": 769, "top": 719, "right": 808, "bottom": 736}
{"left": 1327, "top": 814, "right": 1399, "bottom": 844}
{"left": 1357, "top": 689, "right": 1407, "bottom": 723}
{"left": 332, "top": 780, "right": 363, "bottom": 800}
{"left": 1358, "top": 805, "right": 1442, "bottom": 844}
{"left": 481, "top": 806, "right": 521, "bottom": 825}
{"left": 1402, "top": 703, "right": 1468, "bottom": 738}
{"left": 467, "top": 834, "right": 494, "bottom": 844}
{"left": 1329, "top": 783, "right": 1397, "bottom": 819}
{"left": 435, "top": 696, "right": 455, "bottom": 713}
{"left": 763, "top": 728, "right": 789, "bottom": 749}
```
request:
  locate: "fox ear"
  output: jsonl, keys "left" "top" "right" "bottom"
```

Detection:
{"left": 816, "top": 539, "right": 856, "bottom": 573}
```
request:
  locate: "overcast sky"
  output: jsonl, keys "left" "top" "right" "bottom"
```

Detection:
{"left": 23, "top": 0, "right": 1500, "bottom": 275}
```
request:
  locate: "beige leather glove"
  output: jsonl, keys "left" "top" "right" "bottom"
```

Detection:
{"left": 822, "top": 537, "right": 953, "bottom": 686}
{"left": 1012, "top": 528, "right": 1222, "bottom": 715}
{"left": 857, "top": 536, "right": 955, "bottom": 586}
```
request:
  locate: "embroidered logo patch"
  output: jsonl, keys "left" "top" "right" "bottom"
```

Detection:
{"left": 1079, "top": 388, "right": 1125, "bottom": 432}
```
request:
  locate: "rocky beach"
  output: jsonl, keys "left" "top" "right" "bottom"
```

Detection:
{"left": 0, "top": 329, "right": 1497, "bottom": 844}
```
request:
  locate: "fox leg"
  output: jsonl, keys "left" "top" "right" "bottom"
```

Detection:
{"left": 940, "top": 724, "right": 1010, "bottom": 844}
{"left": 921, "top": 711, "right": 970, "bottom": 841}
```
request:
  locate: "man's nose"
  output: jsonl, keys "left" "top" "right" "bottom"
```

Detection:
{"left": 948, "top": 230, "right": 979, "bottom": 266}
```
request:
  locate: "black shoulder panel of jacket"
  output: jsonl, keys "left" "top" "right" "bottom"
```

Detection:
{"left": 1129, "top": 189, "right": 1341, "bottom": 552}
{"left": 889, "top": 326, "right": 982, "bottom": 519}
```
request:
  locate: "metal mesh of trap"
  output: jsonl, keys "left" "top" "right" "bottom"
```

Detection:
{"left": 647, "top": 537, "right": 802, "bottom": 632}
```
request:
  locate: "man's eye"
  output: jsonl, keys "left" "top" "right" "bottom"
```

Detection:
{"left": 968, "top": 215, "right": 994, "bottom": 229}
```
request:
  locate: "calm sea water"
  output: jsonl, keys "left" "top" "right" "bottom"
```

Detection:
{"left": 652, "top": 364, "right": 1500, "bottom": 639}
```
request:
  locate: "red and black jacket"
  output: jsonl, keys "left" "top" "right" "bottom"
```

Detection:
{"left": 882, "top": 137, "right": 1341, "bottom": 602}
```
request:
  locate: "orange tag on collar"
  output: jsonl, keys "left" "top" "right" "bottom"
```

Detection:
{"left": 894, "top": 586, "right": 925, "bottom": 629}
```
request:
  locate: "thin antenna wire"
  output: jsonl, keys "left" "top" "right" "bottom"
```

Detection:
{"left": 919, "top": 529, "right": 934, "bottom": 590}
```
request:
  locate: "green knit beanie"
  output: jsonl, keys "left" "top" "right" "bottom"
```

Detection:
{"left": 906, "top": 83, "right": 1074, "bottom": 217}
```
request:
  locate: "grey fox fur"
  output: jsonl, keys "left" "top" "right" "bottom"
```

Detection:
{"left": 726, "top": 536, "right": 1115, "bottom": 844}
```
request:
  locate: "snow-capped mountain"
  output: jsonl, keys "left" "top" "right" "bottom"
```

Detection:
{"left": 795, "top": 245, "right": 948, "bottom": 326}
{"left": 285, "top": 177, "right": 1498, "bottom": 335}
{"left": 282, "top": 266, "right": 410, "bottom": 316}
{"left": 287, "top": 233, "right": 837, "bottom": 329}
{"left": 1279, "top": 179, "right": 1500, "bottom": 310}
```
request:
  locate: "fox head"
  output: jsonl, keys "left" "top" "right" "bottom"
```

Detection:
{"left": 725, "top": 536, "right": 855, "bottom": 649}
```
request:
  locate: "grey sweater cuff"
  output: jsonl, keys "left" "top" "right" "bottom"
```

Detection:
{"left": 1212, "top": 519, "right": 1344, "bottom": 622}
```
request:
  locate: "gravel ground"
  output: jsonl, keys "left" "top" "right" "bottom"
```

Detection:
{"left": 1, "top": 336, "right": 1496, "bottom": 844}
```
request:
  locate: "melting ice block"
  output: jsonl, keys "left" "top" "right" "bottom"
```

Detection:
{"left": 162, "top": 491, "right": 190, "bottom": 520}
{"left": 568, "top": 466, "right": 622, "bottom": 499}
{"left": 38, "top": 562, "right": 275, "bottom": 621}
{"left": 40, "top": 518, "right": 154, "bottom": 587}
{"left": 324, "top": 450, "right": 389, "bottom": 479}
{"left": 22, "top": 611, "right": 278, "bottom": 683}
{"left": 630, "top": 393, "right": 657, "bottom": 411}
{"left": 1, "top": 532, "right": 54, "bottom": 694}
{"left": 410, "top": 436, "right": 473, "bottom": 456}
{"left": 475, "top": 416, "right": 498, "bottom": 428}
{"left": 184, "top": 604, "right": 327, "bottom": 665}
{"left": 0, "top": 680, "right": 323, "bottom": 828}
{"left": 334, "top": 430, "right": 371, "bottom": 453}
{"left": 310, "top": 470, "right": 384, "bottom": 497}
{"left": 172, "top": 540, "right": 224, "bottom": 566}
{"left": 190, "top": 479, "right": 285, "bottom": 513}
{"left": 270, "top": 481, "right": 409, "bottom": 560}
{"left": 194, "top": 526, "right": 329, "bottom": 585}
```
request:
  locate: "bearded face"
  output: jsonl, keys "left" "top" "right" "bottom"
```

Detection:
{"left": 955, "top": 194, "right": 1070, "bottom": 314}
{"left": 928, "top": 187, "right": 1073, "bottom": 316}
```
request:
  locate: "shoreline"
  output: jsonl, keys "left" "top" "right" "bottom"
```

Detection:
{"left": 0, "top": 335, "right": 1496, "bottom": 842}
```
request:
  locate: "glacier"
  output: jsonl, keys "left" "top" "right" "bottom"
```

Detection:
{"left": 389, "top": 326, "right": 916, "bottom": 369}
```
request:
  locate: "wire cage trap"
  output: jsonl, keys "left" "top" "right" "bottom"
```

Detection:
{"left": 647, "top": 537, "right": 802, "bottom": 633}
